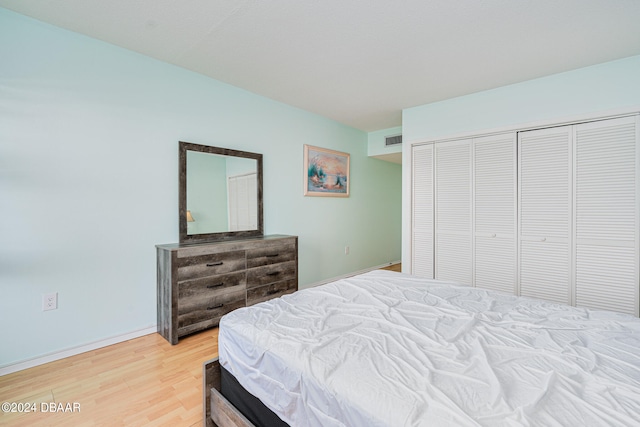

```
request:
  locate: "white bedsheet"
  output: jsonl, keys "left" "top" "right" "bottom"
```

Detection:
{"left": 218, "top": 270, "right": 640, "bottom": 427}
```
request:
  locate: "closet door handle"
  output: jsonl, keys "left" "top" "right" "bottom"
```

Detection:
{"left": 207, "top": 283, "right": 224, "bottom": 289}
{"left": 206, "top": 262, "right": 223, "bottom": 267}
{"left": 207, "top": 304, "right": 223, "bottom": 310}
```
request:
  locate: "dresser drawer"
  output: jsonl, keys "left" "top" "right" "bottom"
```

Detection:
{"left": 246, "top": 260, "right": 296, "bottom": 289}
{"left": 178, "top": 288, "right": 245, "bottom": 336}
{"left": 177, "top": 250, "right": 245, "bottom": 281}
{"left": 178, "top": 271, "right": 246, "bottom": 299}
{"left": 246, "top": 240, "right": 296, "bottom": 268}
{"left": 157, "top": 235, "right": 298, "bottom": 345}
{"left": 247, "top": 278, "right": 297, "bottom": 306}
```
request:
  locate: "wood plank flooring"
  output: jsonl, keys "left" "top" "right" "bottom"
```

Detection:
{"left": 381, "top": 263, "right": 402, "bottom": 273}
{"left": 1, "top": 264, "right": 401, "bottom": 427}
{"left": 0, "top": 328, "right": 219, "bottom": 427}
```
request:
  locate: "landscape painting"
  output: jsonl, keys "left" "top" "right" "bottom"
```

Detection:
{"left": 303, "top": 145, "right": 350, "bottom": 197}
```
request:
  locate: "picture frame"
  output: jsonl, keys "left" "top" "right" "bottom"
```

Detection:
{"left": 303, "top": 145, "right": 350, "bottom": 197}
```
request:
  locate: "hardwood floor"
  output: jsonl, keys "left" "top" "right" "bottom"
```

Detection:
{"left": 380, "top": 263, "right": 402, "bottom": 272}
{"left": 0, "top": 329, "right": 219, "bottom": 427}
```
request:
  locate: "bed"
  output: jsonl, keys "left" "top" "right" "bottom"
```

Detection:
{"left": 203, "top": 270, "right": 640, "bottom": 426}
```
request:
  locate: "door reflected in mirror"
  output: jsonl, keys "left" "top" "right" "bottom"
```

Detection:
{"left": 186, "top": 151, "right": 258, "bottom": 235}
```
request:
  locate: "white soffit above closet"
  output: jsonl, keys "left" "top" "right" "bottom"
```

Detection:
{"left": 1, "top": 0, "right": 640, "bottom": 132}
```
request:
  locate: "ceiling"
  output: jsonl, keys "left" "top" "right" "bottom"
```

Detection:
{"left": 2, "top": 0, "right": 640, "bottom": 132}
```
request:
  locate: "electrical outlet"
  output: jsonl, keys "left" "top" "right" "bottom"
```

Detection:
{"left": 42, "top": 292, "right": 57, "bottom": 311}
{"left": 345, "top": 246, "right": 350, "bottom": 255}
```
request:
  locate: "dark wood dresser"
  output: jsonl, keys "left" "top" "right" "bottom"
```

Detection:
{"left": 156, "top": 235, "right": 298, "bottom": 344}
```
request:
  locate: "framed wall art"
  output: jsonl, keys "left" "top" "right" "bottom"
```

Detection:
{"left": 303, "top": 145, "right": 350, "bottom": 197}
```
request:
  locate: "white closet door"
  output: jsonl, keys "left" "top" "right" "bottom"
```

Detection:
{"left": 474, "top": 133, "right": 517, "bottom": 294}
{"left": 228, "top": 178, "right": 239, "bottom": 231}
{"left": 519, "top": 126, "right": 572, "bottom": 304}
{"left": 247, "top": 173, "right": 258, "bottom": 229}
{"left": 228, "top": 173, "right": 257, "bottom": 231}
{"left": 574, "top": 116, "right": 639, "bottom": 315}
{"left": 412, "top": 144, "right": 434, "bottom": 278}
{"left": 436, "top": 139, "right": 472, "bottom": 285}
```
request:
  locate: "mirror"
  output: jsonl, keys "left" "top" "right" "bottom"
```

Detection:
{"left": 179, "top": 141, "right": 263, "bottom": 243}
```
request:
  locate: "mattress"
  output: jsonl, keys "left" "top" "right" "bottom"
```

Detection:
{"left": 218, "top": 270, "right": 640, "bottom": 427}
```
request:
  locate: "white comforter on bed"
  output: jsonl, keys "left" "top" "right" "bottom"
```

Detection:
{"left": 218, "top": 270, "right": 640, "bottom": 427}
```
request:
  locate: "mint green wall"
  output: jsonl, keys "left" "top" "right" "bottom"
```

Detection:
{"left": 226, "top": 156, "right": 257, "bottom": 178}
{"left": 367, "top": 126, "right": 402, "bottom": 157}
{"left": 0, "top": 8, "right": 401, "bottom": 368}
{"left": 403, "top": 55, "right": 640, "bottom": 142}
{"left": 186, "top": 151, "right": 228, "bottom": 234}
{"left": 401, "top": 55, "right": 640, "bottom": 269}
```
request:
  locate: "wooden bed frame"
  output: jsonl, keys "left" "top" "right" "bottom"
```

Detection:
{"left": 203, "top": 358, "right": 257, "bottom": 427}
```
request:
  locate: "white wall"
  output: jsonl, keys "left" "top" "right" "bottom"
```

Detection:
{"left": 0, "top": 8, "right": 402, "bottom": 369}
{"left": 401, "top": 55, "right": 640, "bottom": 270}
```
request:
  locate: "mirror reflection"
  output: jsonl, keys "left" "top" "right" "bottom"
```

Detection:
{"left": 179, "top": 141, "right": 263, "bottom": 243}
{"left": 186, "top": 151, "right": 258, "bottom": 235}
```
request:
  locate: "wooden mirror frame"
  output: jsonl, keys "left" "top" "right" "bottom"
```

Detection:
{"left": 178, "top": 141, "right": 263, "bottom": 243}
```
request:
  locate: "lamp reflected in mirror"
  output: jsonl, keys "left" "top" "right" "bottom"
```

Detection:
{"left": 186, "top": 210, "right": 195, "bottom": 222}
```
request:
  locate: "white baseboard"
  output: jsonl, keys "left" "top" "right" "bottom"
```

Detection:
{"left": 306, "top": 261, "right": 401, "bottom": 288}
{"left": 0, "top": 325, "right": 157, "bottom": 376}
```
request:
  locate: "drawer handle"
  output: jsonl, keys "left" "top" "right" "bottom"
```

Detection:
{"left": 207, "top": 304, "right": 223, "bottom": 310}
{"left": 266, "top": 290, "right": 279, "bottom": 295}
{"left": 206, "top": 262, "right": 223, "bottom": 267}
{"left": 266, "top": 253, "right": 279, "bottom": 257}
{"left": 207, "top": 283, "right": 224, "bottom": 289}
{"left": 266, "top": 272, "right": 280, "bottom": 276}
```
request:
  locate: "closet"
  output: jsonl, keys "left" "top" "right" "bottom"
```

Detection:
{"left": 519, "top": 126, "right": 572, "bottom": 304}
{"left": 411, "top": 115, "right": 639, "bottom": 316}
{"left": 228, "top": 172, "right": 258, "bottom": 231}
{"left": 435, "top": 139, "right": 473, "bottom": 286}
{"left": 474, "top": 133, "right": 517, "bottom": 294}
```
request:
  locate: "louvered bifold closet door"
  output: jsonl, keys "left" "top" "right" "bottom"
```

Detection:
{"left": 474, "top": 133, "right": 517, "bottom": 294}
{"left": 246, "top": 173, "right": 258, "bottom": 230}
{"left": 574, "top": 116, "right": 639, "bottom": 316}
{"left": 519, "top": 126, "right": 572, "bottom": 304}
{"left": 228, "top": 173, "right": 257, "bottom": 231}
{"left": 412, "top": 144, "right": 434, "bottom": 278}
{"left": 436, "top": 140, "right": 472, "bottom": 285}
{"left": 228, "top": 177, "right": 239, "bottom": 231}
